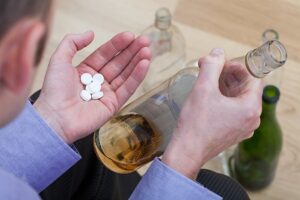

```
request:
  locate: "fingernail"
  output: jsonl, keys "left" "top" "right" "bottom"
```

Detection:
{"left": 210, "top": 48, "right": 224, "bottom": 57}
{"left": 123, "top": 31, "right": 135, "bottom": 38}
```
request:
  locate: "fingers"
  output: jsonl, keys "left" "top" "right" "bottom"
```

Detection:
{"left": 110, "top": 47, "right": 151, "bottom": 90}
{"left": 197, "top": 48, "right": 226, "bottom": 87}
{"left": 235, "top": 84, "right": 262, "bottom": 132}
{"left": 115, "top": 59, "right": 150, "bottom": 106}
{"left": 80, "top": 32, "right": 135, "bottom": 71}
{"left": 51, "top": 31, "right": 94, "bottom": 64}
{"left": 100, "top": 36, "right": 150, "bottom": 83}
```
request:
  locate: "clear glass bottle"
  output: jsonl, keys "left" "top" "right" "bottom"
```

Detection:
{"left": 141, "top": 7, "right": 186, "bottom": 92}
{"left": 93, "top": 40, "right": 287, "bottom": 174}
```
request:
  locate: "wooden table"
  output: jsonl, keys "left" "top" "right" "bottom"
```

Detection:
{"left": 33, "top": 0, "right": 300, "bottom": 199}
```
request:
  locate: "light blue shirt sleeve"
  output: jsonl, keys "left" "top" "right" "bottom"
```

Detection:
{"left": 0, "top": 168, "right": 40, "bottom": 200}
{"left": 0, "top": 101, "right": 221, "bottom": 199}
{"left": 130, "top": 158, "right": 222, "bottom": 200}
{"left": 0, "top": 101, "right": 81, "bottom": 192}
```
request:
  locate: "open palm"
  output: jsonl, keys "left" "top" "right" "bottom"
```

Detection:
{"left": 34, "top": 31, "right": 151, "bottom": 144}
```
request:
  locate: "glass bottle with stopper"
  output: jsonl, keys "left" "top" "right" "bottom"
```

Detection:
{"left": 141, "top": 7, "right": 186, "bottom": 92}
{"left": 93, "top": 40, "right": 287, "bottom": 174}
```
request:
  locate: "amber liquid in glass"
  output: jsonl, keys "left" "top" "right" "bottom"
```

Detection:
{"left": 94, "top": 113, "right": 162, "bottom": 173}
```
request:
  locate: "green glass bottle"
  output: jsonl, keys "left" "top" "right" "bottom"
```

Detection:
{"left": 233, "top": 85, "right": 282, "bottom": 190}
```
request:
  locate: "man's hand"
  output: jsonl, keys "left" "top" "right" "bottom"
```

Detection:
{"left": 34, "top": 31, "right": 151, "bottom": 144}
{"left": 162, "top": 48, "right": 262, "bottom": 180}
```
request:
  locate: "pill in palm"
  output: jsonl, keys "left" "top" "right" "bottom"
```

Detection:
{"left": 92, "top": 91, "right": 104, "bottom": 100}
{"left": 93, "top": 73, "right": 104, "bottom": 84}
{"left": 80, "top": 72, "right": 105, "bottom": 101}
{"left": 80, "top": 90, "right": 92, "bottom": 101}
{"left": 80, "top": 73, "right": 93, "bottom": 85}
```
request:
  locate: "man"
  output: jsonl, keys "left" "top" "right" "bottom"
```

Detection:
{"left": 0, "top": 0, "right": 262, "bottom": 199}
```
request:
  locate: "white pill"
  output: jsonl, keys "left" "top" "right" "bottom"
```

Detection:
{"left": 80, "top": 90, "right": 92, "bottom": 101}
{"left": 87, "top": 82, "right": 101, "bottom": 94}
{"left": 86, "top": 84, "right": 100, "bottom": 94}
{"left": 92, "top": 91, "right": 104, "bottom": 100}
{"left": 93, "top": 73, "right": 104, "bottom": 84}
{"left": 86, "top": 84, "right": 93, "bottom": 94}
{"left": 80, "top": 73, "right": 93, "bottom": 85}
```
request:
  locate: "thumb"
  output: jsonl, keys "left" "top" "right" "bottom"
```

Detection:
{"left": 51, "top": 31, "right": 94, "bottom": 64}
{"left": 197, "top": 48, "right": 225, "bottom": 87}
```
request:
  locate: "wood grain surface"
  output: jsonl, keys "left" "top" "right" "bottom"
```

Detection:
{"left": 32, "top": 0, "right": 300, "bottom": 199}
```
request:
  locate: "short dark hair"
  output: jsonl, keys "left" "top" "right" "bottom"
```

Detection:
{"left": 0, "top": 0, "right": 52, "bottom": 40}
{"left": 0, "top": 0, "right": 52, "bottom": 64}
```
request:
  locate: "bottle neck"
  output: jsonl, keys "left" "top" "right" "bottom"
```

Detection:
{"left": 155, "top": 8, "right": 172, "bottom": 30}
{"left": 245, "top": 40, "right": 287, "bottom": 78}
{"left": 155, "top": 20, "right": 171, "bottom": 30}
{"left": 261, "top": 85, "right": 280, "bottom": 117}
{"left": 262, "top": 29, "right": 279, "bottom": 43}
{"left": 262, "top": 101, "right": 277, "bottom": 117}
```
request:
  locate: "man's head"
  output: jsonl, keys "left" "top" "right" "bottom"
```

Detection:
{"left": 0, "top": 0, "right": 52, "bottom": 127}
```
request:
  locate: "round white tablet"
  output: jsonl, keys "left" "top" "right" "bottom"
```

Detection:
{"left": 86, "top": 84, "right": 99, "bottom": 94}
{"left": 80, "top": 90, "right": 92, "bottom": 101}
{"left": 80, "top": 73, "right": 93, "bottom": 85}
{"left": 93, "top": 73, "right": 104, "bottom": 84}
{"left": 87, "top": 82, "right": 101, "bottom": 94}
{"left": 92, "top": 91, "right": 104, "bottom": 100}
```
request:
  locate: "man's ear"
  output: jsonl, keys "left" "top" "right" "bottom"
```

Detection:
{"left": 0, "top": 19, "right": 45, "bottom": 93}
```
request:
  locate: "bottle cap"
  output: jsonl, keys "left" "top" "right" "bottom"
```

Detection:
{"left": 263, "top": 85, "right": 280, "bottom": 104}
{"left": 155, "top": 7, "right": 172, "bottom": 30}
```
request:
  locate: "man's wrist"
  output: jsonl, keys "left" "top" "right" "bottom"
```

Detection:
{"left": 162, "top": 137, "right": 205, "bottom": 180}
{"left": 33, "top": 98, "right": 71, "bottom": 144}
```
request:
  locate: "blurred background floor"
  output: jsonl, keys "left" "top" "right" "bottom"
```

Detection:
{"left": 33, "top": 0, "right": 300, "bottom": 199}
